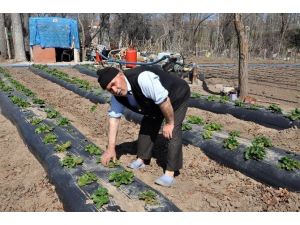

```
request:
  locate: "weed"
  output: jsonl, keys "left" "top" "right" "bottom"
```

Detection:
{"left": 77, "top": 171, "right": 98, "bottom": 186}
{"left": 108, "top": 170, "right": 134, "bottom": 187}
{"left": 60, "top": 155, "right": 83, "bottom": 168}
{"left": 138, "top": 190, "right": 159, "bottom": 205}
{"left": 91, "top": 187, "right": 109, "bottom": 208}
{"left": 90, "top": 104, "right": 97, "bottom": 112}
{"left": 279, "top": 156, "right": 300, "bottom": 171}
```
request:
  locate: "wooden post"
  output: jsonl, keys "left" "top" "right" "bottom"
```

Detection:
{"left": 4, "top": 27, "right": 11, "bottom": 59}
{"left": 74, "top": 48, "right": 80, "bottom": 63}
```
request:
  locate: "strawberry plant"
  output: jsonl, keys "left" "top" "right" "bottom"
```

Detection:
{"left": 138, "top": 190, "right": 159, "bottom": 205}
{"left": 10, "top": 96, "right": 30, "bottom": 108}
{"left": 90, "top": 187, "right": 109, "bottom": 208}
{"left": 207, "top": 95, "right": 219, "bottom": 102}
{"left": 244, "top": 144, "right": 266, "bottom": 161}
{"left": 234, "top": 100, "right": 245, "bottom": 107}
{"left": 30, "top": 117, "right": 43, "bottom": 126}
{"left": 202, "top": 130, "right": 213, "bottom": 139}
{"left": 286, "top": 108, "right": 300, "bottom": 121}
{"left": 85, "top": 144, "right": 102, "bottom": 155}
{"left": 223, "top": 135, "right": 239, "bottom": 150}
{"left": 219, "top": 95, "right": 230, "bottom": 103}
{"left": 248, "top": 104, "right": 260, "bottom": 110}
{"left": 252, "top": 136, "right": 273, "bottom": 147}
{"left": 279, "top": 156, "right": 300, "bottom": 171}
{"left": 45, "top": 108, "right": 59, "bottom": 119}
{"left": 229, "top": 130, "right": 240, "bottom": 137}
{"left": 268, "top": 104, "right": 282, "bottom": 113}
{"left": 107, "top": 160, "right": 120, "bottom": 168}
{"left": 60, "top": 155, "right": 83, "bottom": 168}
{"left": 57, "top": 117, "right": 70, "bottom": 126}
{"left": 181, "top": 123, "right": 192, "bottom": 131}
{"left": 55, "top": 141, "right": 72, "bottom": 152}
{"left": 204, "top": 122, "right": 222, "bottom": 131}
{"left": 35, "top": 123, "right": 54, "bottom": 134}
{"left": 108, "top": 170, "right": 134, "bottom": 187}
{"left": 191, "top": 92, "right": 202, "bottom": 99}
{"left": 43, "top": 133, "right": 57, "bottom": 144}
{"left": 77, "top": 171, "right": 98, "bottom": 186}
{"left": 187, "top": 115, "right": 204, "bottom": 125}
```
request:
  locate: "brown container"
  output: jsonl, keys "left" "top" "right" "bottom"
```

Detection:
{"left": 32, "top": 45, "right": 56, "bottom": 63}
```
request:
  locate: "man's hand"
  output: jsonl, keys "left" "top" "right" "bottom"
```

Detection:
{"left": 162, "top": 123, "right": 174, "bottom": 140}
{"left": 101, "top": 149, "right": 116, "bottom": 166}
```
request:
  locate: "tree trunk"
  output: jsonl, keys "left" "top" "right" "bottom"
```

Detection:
{"left": 0, "top": 13, "right": 7, "bottom": 60}
{"left": 78, "top": 14, "right": 86, "bottom": 61}
{"left": 234, "top": 13, "right": 249, "bottom": 99}
{"left": 11, "top": 13, "right": 26, "bottom": 62}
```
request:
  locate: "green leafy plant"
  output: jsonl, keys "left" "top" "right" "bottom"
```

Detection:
{"left": 223, "top": 135, "right": 239, "bottom": 150}
{"left": 181, "top": 123, "right": 192, "bottom": 131}
{"left": 207, "top": 95, "right": 219, "bottom": 102}
{"left": 57, "top": 117, "right": 70, "bottom": 126}
{"left": 219, "top": 95, "right": 230, "bottom": 103}
{"left": 286, "top": 108, "right": 300, "bottom": 121}
{"left": 60, "top": 155, "right": 83, "bottom": 168}
{"left": 107, "top": 160, "right": 120, "bottom": 168}
{"left": 248, "top": 104, "right": 260, "bottom": 110}
{"left": 30, "top": 117, "right": 43, "bottom": 126}
{"left": 234, "top": 100, "right": 245, "bottom": 107}
{"left": 244, "top": 144, "right": 266, "bottom": 161}
{"left": 43, "top": 133, "right": 57, "bottom": 144}
{"left": 229, "top": 130, "right": 240, "bottom": 137}
{"left": 10, "top": 96, "right": 30, "bottom": 108}
{"left": 55, "top": 141, "right": 72, "bottom": 152}
{"left": 190, "top": 92, "right": 202, "bottom": 99}
{"left": 33, "top": 98, "right": 45, "bottom": 105}
{"left": 138, "top": 190, "right": 159, "bottom": 205}
{"left": 202, "top": 130, "right": 213, "bottom": 139}
{"left": 268, "top": 104, "right": 282, "bottom": 113}
{"left": 90, "top": 104, "right": 97, "bottom": 112}
{"left": 187, "top": 115, "right": 204, "bottom": 125}
{"left": 45, "top": 108, "right": 59, "bottom": 119}
{"left": 252, "top": 136, "right": 273, "bottom": 147}
{"left": 108, "top": 170, "right": 134, "bottom": 187}
{"left": 85, "top": 144, "right": 102, "bottom": 155}
{"left": 35, "top": 123, "right": 54, "bottom": 134}
{"left": 77, "top": 171, "right": 98, "bottom": 186}
{"left": 90, "top": 187, "right": 109, "bottom": 208}
{"left": 204, "top": 122, "right": 222, "bottom": 131}
{"left": 279, "top": 156, "right": 300, "bottom": 171}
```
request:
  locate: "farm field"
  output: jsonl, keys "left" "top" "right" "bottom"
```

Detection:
{"left": 0, "top": 65, "right": 300, "bottom": 211}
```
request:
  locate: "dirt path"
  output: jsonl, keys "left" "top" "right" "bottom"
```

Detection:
{"left": 5, "top": 67, "right": 300, "bottom": 211}
{"left": 0, "top": 113, "right": 63, "bottom": 211}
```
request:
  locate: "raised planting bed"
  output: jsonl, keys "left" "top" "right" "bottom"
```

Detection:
{"left": 73, "top": 64, "right": 98, "bottom": 78}
{"left": 22, "top": 66, "right": 300, "bottom": 191}
{"left": 0, "top": 68, "right": 181, "bottom": 212}
{"left": 189, "top": 93, "right": 300, "bottom": 130}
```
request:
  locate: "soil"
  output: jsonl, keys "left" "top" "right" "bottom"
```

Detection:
{"left": 0, "top": 114, "right": 63, "bottom": 211}
{"left": 1, "top": 66, "right": 300, "bottom": 212}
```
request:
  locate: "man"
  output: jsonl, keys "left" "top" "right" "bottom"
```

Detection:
{"left": 97, "top": 66, "right": 190, "bottom": 187}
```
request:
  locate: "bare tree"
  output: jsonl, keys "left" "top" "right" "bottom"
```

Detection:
{"left": 0, "top": 13, "right": 7, "bottom": 60}
{"left": 11, "top": 13, "right": 26, "bottom": 62}
{"left": 234, "top": 13, "right": 249, "bottom": 98}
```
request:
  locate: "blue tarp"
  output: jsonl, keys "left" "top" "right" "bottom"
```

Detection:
{"left": 29, "top": 17, "right": 80, "bottom": 50}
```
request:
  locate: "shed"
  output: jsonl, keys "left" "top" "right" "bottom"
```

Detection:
{"left": 29, "top": 17, "right": 80, "bottom": 63}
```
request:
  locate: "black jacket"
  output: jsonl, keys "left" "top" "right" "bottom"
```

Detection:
{"left": 115, "top": 66, "right": 190, "bottom": 117}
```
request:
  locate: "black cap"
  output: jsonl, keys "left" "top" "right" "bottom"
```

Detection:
{"left": 97, "top": 67, "right": 120, "bottom": 90}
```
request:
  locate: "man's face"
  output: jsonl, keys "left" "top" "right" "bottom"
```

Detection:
{"left": 106, "top": 72, "right": 127, "bottom": 96}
